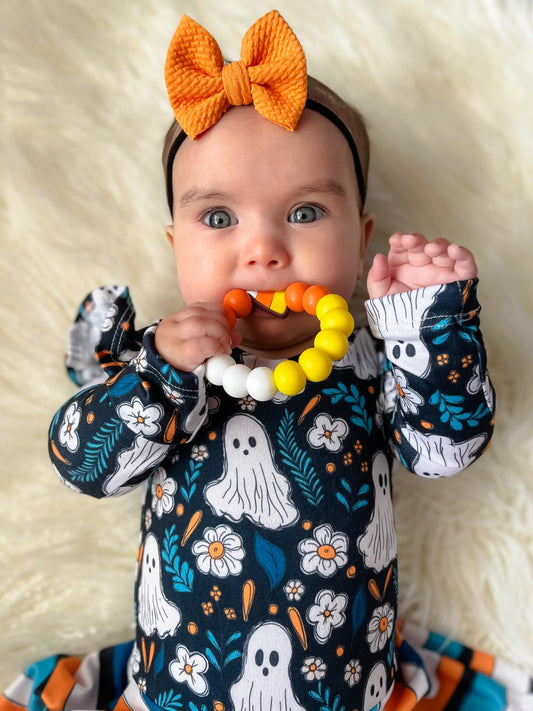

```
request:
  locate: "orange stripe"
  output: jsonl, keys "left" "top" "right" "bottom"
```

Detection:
{"left": 0, "top": 696, "right": 26, "bottom": 711}
{"left": 414, "top": 656, "right": 465, "bottom": 711}
{"left": 385, "top": 683, "right": 418, "bottom": 710}
{"left": 471, "top": 649, "right": 495, "bottom": 676}
{"left": 41, "top": 657, "right": 81, "bottom": 710}
{"left": 112, "top": 697, "right": 132, "bottom": 711}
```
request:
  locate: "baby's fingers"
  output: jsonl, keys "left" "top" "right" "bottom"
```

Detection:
{"left": 447, "top": 243, "right": 478, "bottom": 279}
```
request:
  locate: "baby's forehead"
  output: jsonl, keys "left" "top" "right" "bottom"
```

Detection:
{"left": 172, "top": 107, "right": 359, "bottom": 193}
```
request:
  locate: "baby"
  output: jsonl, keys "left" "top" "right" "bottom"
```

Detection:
{"left": 3, "top": 11, "right": 497, "bottom": 711}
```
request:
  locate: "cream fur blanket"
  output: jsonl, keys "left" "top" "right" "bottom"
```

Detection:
{"left": 1, "top": 0, "right": 532, "bottom": 687}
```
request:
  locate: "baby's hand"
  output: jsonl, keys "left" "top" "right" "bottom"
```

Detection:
{"left": 367, "top": 232, "right": 478, "bottom": 299}
{"left": 154, "top": 304, "right": 241, "bottom": 372}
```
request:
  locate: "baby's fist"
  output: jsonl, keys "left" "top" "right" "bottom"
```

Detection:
{"left": 367, "top": 233, "right": 477, "bottom": 299}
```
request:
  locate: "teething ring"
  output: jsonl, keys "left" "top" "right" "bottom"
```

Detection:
{"left": 205, "top": 284, "right": 354, "bottom": 401}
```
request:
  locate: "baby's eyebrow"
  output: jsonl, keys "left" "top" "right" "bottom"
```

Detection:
{"left": 294, "top": 179, "right": 347, "bottom": 198}
{"left": 179, "top": 188, "right": 236, "bottom": 208}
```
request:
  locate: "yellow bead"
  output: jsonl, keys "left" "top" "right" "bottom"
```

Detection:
{"left": 314, "top": 328, "right": 349, "bottom": 360}
{"left": 316, "top": 293, "right": 349, "bottom": 320}
{"left": 273, "top": 360, "right": 307, "bottom": 396}
{"left": 319, "top": 308, "right": 354, "bottom": 336}
{"left": 298, "top": 348, "right": 332, "bottom": 382}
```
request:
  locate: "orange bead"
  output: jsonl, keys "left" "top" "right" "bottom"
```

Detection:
{"left": 223, "top": 289, "right": 252, "bottom": 318}
{"left": 284, "top": 282, "right": 309, "bottom": 312}
{"left": 302, "top": 285, "right": 330, "bottom": 315}
{"left": 223, "top": 306, "right": 237, "bottom": 329}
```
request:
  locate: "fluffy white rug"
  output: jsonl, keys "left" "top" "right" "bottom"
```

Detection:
{"left": 1, "top": 0, "right": 532, "bottom": 688}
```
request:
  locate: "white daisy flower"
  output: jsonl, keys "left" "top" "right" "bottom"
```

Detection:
{"left": 117, "top": 396, "right": 163, "bottom": 436}
{"left": 169, "top": 645, "right": 209, "bottom": 697}
{"left": 58, "top": 402, "right": 82, "bottom": 452}
{"left": 393, "top": 368, "right": 424, "bottom": 414}
{"left": 191, "top": 444, "right": 209, "bottom": 462}
{"left": 366, "top": 603, "right": 395, "bottom": 653}
{"left": 298, "top": 523, "right": 348, "bottom": 577}
{"left": 283, "top": 579, "right": 305, "bottom": 601}
{"left": 191, "top": 524, "right": 245, "bottom": 578}
{"left": 306, "top": 589, "right": 348, "bottom": 644}
{"left": 344, "top": 658, "right": 362, "bottom": 687}
{"left": 300, "top": 656, "right": 327, "bottom": 681}
{"left": 307, "top": 413, "right": 349, "bottom": 452}
{"left": 150, "top": 467, "right": 177, "bottom": 519}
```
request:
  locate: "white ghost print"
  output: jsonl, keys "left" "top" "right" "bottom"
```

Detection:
{"left": 400, "top": 423, "right": 487, "bottom": 477}
{"left": 184, "top": 364, "right": 209, "bottom": 436}
{"left": 334, "top": 328, "right": 380, "bottom": 379}
{"left": 363, "top": 661, "right": 393, "bottom": 711}
{"left": 357, "top": 452, "right": 397, "bottom": 573}
{"left": 366, "top": 285, "right": 445, "bottom": 377}
{"left": 138, "top": 532, "right": 181, "bottom": 638}
{"left": 204, "top": 414, "right": 299, "bottom": 530}
{"left": 230, "top": 622, "right": 305, "bottom": 711}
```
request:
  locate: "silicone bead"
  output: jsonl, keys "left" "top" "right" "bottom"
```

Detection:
{"left": 246, "top": 366, "right": 278, "bottom": 401}
{"left": 205, "top": 354, "right": 236, "bottom": 386}
{"left": 319, "top": 308, "right": 354, "bottom": 336}
{"left": 314, "top": 328, "right": 349, "bottom": 360}
{"left": 284, "top": 282, "right": 309, "bottom": 312}
{"left": 223, "top": 289, "right": 252, "bottom": 318}
{"left": 222, "top": 364, "right": 252, "bottom": 398}
{"left": 298, "top": 347, "right": 332, "bottom": 382}
{"left": 302, "top": 285, "right": 330, "bottom": 315}
{"left": 316, "top": 293, "right": 349, "bottom": 320}
{"left": 273, "top": 360, "right": 307, "bottom": 396}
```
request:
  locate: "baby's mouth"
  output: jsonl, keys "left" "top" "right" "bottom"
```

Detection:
{"left": 246, "top": 290, "right": 289, "bottom": 319}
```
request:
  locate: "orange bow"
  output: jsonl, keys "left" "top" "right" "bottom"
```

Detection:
{"left": 165, "top": 10, "right": 307, "bottom": 139}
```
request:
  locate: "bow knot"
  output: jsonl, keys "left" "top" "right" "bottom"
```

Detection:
{"left": 165, "top": 11, "right": 307, "bottom": 139}
{"left": 222, "top": 60, "right": 253, "bottom": 107}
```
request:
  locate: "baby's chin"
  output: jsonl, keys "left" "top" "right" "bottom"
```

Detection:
{"left": 237, "top": 311, "right": 318, "bottom": 359}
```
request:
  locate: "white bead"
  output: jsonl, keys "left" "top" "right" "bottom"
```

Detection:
{"left": 205, "top": 354, "right": 235, "bottom": 386}
{"left": 246, "top": 367, "right": 278, "bottom": 401}
{"left": 222, "top": 364, "right": 252, "bottom": 398}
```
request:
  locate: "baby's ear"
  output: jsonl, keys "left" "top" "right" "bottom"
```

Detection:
{"left": 165, "top": 225, "right": 175, "bottom": 246}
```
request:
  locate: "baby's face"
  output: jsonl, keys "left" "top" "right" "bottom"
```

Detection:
{"left": 166, "top": 106, "right": 373, "bottom": 357}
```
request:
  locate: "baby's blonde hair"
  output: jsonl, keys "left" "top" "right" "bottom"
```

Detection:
{"left": 162, "top": 74, "right": 370, "bottom": 214}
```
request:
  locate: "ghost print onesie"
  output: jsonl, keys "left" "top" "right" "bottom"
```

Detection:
{"left": 49, "top": 279, "right": 494, "bottom": 710}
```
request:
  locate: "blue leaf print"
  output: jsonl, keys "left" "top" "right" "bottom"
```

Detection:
{"left": 351, "top": 585, "right": 366, "bottom": 636}
{"left": 324, "top": 384, "right": 372, "bottom": 435}
{"left": 336, "top": 492, "right": 350, "bottom": 512}
{"left": 309, "top": 682, "right": 345, "bottom": 711}
{"left": 162, "top": 526, "right": 194, "bottom": 593}
{"left": 277, "top": 410, "right": 324, "bottom": 507}
{"left": 154, "top": 645, "right": 165, "bottom": 677}
{"left": 224, "top": 650, "right": 241, "bottom": 665}
{"left": 180, "top": 460, "right": 203, "bottom": 503}
{"left": 226, "top": 632, "right": 242, "bottom": 645}
{"left": 68, "top": 418, "right": 123, "bottom": 482}
{"left": 254, "top": 532, "right": 286, "bottom": 589}
{"left": 107, "top": 372, "right": 140, "bottom": 398}
{"left": 206, "top": 629, "right": 221, "bottom": 652}
{"left": 155, "top": 690, "right": 183, "bottom": 711}
{"left": 204, "top": 646, "right": 221, "bottom": 671}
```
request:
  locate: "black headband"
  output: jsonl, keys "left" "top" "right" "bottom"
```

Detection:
{"left": 165, "top": 99, "right": 367, "bottom": 215}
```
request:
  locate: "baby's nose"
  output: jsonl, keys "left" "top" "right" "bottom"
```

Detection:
{"left": 243, "top": 231, "right": 290, "bottom": 269}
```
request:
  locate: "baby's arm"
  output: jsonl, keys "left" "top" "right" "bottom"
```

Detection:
{"left": 49, "top": 291, "right": 213, "bottom": 498}
{"left": 367, "top": 233, "right": 477, "bottom": 299}
{"left": 365, "top": 238, "right": 495, "bottom": 477}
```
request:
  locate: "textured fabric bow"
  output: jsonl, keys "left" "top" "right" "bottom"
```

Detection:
{"left": 165, "top": 10, "right": 307, "bottom": 139}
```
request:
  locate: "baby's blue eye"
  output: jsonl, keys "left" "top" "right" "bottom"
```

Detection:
{"left": 203, "top": 210, "right": 236, "bottom": 228}
{"left": 289, "top": 205, "right": 326, "bottom": 224}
